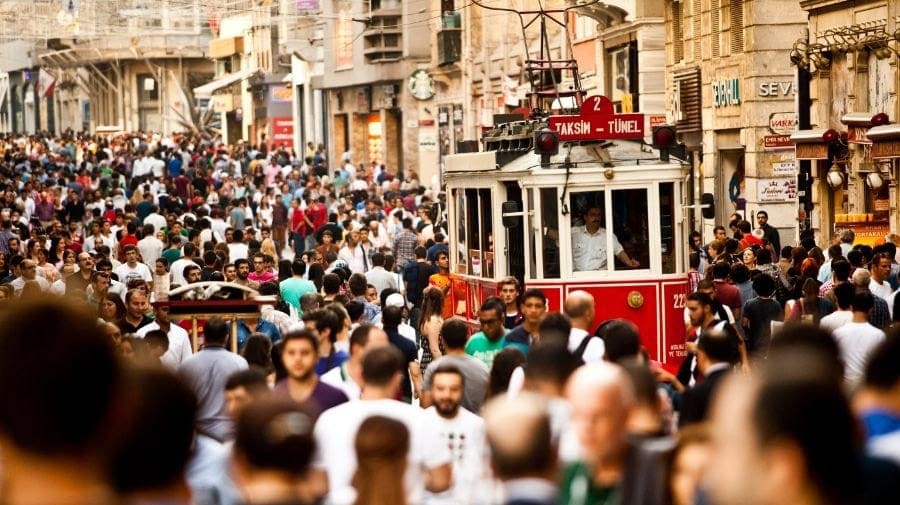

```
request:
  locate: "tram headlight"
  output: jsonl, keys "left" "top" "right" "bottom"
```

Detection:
{"left": 534, "top": 129, "right": 560, "bottom": 156}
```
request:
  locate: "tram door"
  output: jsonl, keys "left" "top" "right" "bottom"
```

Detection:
{"left": 502, "top": 181, "right": 525, "bottom": 284}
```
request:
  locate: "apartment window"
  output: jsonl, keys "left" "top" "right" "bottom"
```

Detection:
{"left": 138, "top": 75, "right": 159, "bottom": 102}
{"left": 731, "top": 0, "right": 744, "bottom": 54}
{"left": 574, "top": 14, "right": 598, "bottom": 40}
{"left": 671, "top": 1, "right": 684, "bottom": 63}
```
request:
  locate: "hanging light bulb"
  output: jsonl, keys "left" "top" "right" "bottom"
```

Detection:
{"left": 827, "top": 163, "right": 845, "bottom": 189}
{"left": 867, "top": 172, "right": 884, "bottom": 190}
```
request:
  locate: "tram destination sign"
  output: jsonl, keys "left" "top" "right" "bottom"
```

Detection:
{"left": 548, "top": 95, "right": 645, "bottom": 141}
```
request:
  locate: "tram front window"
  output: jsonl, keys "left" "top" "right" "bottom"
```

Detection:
{"left": 570, "top": 189, "right": 647, "bottom": 272}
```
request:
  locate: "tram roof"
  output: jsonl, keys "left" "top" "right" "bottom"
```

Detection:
{"left": 444, "top": 139, "right": 685, "bottom": 176}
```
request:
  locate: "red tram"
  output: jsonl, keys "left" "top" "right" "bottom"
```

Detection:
{"left": 442, "top": 97, "right": 691, "bottom": 371}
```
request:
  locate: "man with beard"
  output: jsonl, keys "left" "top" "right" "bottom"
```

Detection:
{"left": 274, "top": 329, "right": 349, "bottom": 415}
{"left": 423, "top": 365, "right": 486, "bottom": 505}
{"left": 233, "top": 258, "right": 260, "bottom": 290}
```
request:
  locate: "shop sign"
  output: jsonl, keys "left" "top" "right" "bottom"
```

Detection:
{"left": 269, "top": 85, "right": 292, "bottom": 103}
{"left": 548, "top": 95, "right": 644, "bottom": 141}
{"left": 769, "top": 113, "right": 798, "bottom": 135}
{"left": 270, "top": 117, "right": 294, "bottom": 148}
{"left": 872, "top": 139, "right": 900, "bottom": 159}
{"left": 712, "top": 78, "right": 741, "bottom": 107}
{"left": 295, "top": 0, "right": 319, "bottom": 10}
{"left": 758, "top": 81, "right": 796, "bottom": 97}
{"left": 758, "top": 178, "right": 797, "bottom": 202}
{"left": 773, "top": 161, "right": 795, "bottom": 175}
{"left": 418, "top": 131, "right": 437, "bottom": 151}
{"left": 848, "top": 126, "right": 872, "bottom": 145}
{"left": 835, "top": 221, "right": 890, "bottom": 247}
{"left": 649, "top": 115, "right": 667, "bottom": 128}
{"left": 408, "top": 70, "right": 435, "bottom": 101}
{"left": 763, "top": 135, "right": 792, "bottom": 150}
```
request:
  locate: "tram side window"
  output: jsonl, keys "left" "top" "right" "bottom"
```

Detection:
{"left": 611, "top": 189, "right": 649, "bottom": 271}
{"left": 465, "top": 189, "right": 482, "bottom": 275}
{"left": 659, "top": 183, "right": 677, "bottom": 274}
{"left": 478, "top": 188, "right": 494, "bottom": 278}
{"left": 454, "top": 189, "right": 467, "bottom": 274}
{"left": 540, "top": 188, "right": 560, "bottom": 278}
{"left": 527, "top": 188, "right": 538, "bottom": 280}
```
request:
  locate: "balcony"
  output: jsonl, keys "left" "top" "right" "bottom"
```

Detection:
{"left": 437, "top": 29, "right": 461, "bottom": 66}
{"left": 363, "top": 15, "right": 402, "bottom": 63}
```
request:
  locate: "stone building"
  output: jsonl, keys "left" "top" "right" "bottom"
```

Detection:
{"left": 665, "top": 0, "right": 806, "bottom": 239}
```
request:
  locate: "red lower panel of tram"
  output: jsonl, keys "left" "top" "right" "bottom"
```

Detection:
{"left": 450, "top": 275, "right": 690, "bottom": 373}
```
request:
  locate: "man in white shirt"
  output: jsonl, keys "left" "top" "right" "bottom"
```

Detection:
{"left": 365, "top": 252, "right": 398, "bottom": 297}
{"left": 571, "top": 204, "right": 639, "bottom": 271}
{"left": 564, "top": 290, "right": 604, "bottom": 362}
{"left": 820, "top": 283, "right": 855, "bottom": 334}
{"left": 137, "top": 304, "right": 193, "bottom": 369}
{"left": 869, "top": 253, "right": 893, "bottom": 302}
{"left": 321, "top": 323, "right": 389, "bottom": 400}
{"left": 422, "top": 365, "right": 487, "bottom": 505}
{"left": 338, "top": 227, "right": 367, "bottom": 274}
{"left": 833, "top": 290, "right": 886, "bottom": 386}
{"left": 114, "top": 245, "right": 153, "bottom": 287}
{"left": 170, "top": 243, "right": 200, "bottom": 287}
{"left": 313, "top": 346, "right": 452, "bottom": 505}
{"left": 137, "top": 223, "right": 165, "bottom": 268}
{"left": 143, "top": 207, "right": 167, "bottom": 234}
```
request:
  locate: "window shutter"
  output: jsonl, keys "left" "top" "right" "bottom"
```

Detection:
{"left": 712, "top": 0, "right": 720, "bottom": 57}
{"left": 672, "top": 1, "right": 684, "bottom": 63}
{"left": 731, "top": 0, "right": 744, "bottom": 54}
{"left": 693, "top": 0, "right": 701, "bottom": 61}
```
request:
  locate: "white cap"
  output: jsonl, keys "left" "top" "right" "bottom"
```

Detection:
{"left": 385, "top": 293, "right": 406, "bottom": 308}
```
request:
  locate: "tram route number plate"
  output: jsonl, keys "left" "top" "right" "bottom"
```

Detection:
{"left": 548, "top": 95, "right": 645, "bottom": 141}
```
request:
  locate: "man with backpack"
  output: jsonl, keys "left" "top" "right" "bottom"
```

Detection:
{"left": 564, "top": 290, "right": 604, "bottom": 362}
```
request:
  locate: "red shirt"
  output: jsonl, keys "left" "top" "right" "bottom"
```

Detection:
{"left": 307, "top": 203, "right": 327, "bottom": 232}
{"left": 713, "top": 279, "right": 742, "bottom": 312}
{"left": 291, "top": 208, "right": 307, "bottom": 235}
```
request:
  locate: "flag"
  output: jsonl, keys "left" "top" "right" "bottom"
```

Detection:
{"left": 38, "top": 69, "right": 56, "bottom": 98}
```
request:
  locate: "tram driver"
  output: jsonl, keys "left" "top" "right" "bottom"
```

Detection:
{"left": 572, "top": 204, "right": 640, "bottom": 271}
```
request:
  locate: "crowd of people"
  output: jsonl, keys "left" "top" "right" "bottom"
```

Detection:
{"left": 2, "top": 130, "right": 900, "bottom": 505}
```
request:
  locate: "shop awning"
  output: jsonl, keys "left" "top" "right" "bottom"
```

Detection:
{"left": 790, "top": 129, "right": 839, "bottom": 160}
{"left": 868, "top": 124, "right": 900, "bottom": 159}
{"left": 193, "top": 68, "right": 256, "bottom": 99}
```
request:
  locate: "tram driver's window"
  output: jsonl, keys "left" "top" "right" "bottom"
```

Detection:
{"left": 610, "top": 189, "right": 649, "bottom": 271}
{"left": 570, "top": 191, "right": 609, "bottom": 272}
{"left": 569, "top": 190, "right": 645, "bottom": 272}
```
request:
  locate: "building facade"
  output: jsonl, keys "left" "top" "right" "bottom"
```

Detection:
{"left": 665, "top": 0, "right": 806, "bottom": 240}
{"left": 791, "top": 0, "right": 900, "bottom": 246}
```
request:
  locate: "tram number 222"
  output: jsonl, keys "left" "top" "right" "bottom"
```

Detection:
{"left": 672, "top": 293, "right": 686, "bottom": 309}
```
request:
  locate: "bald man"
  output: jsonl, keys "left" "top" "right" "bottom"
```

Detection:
{"left": 561, "top": 362, "right": 671, "bottom": 505}
{"left": 564, "top": 290, "right": 604, "bottom": 362}
{"left": 483, "top": 392, "right": 558, "bottom": 505}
